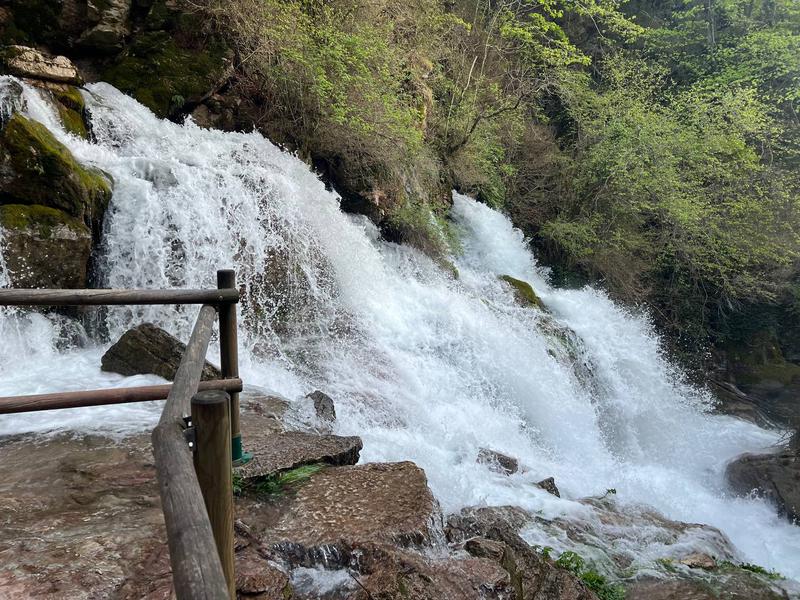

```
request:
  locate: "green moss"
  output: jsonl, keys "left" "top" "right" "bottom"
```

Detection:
{"left": 500, "top": 275, "right": 546, "bottom": 310}
{"left": 0, "top": 204, "right": 88, "bottom": 239}
{"left": 0, "top": 113, "right": 110, "bottom": 221}
{"left": 102, "top": 31, "right": 228, "bottom": 118}
{"left": 51, "top": 87, "right": 89, "bottom": 139}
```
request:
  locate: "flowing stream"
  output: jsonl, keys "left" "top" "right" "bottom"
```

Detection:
{"left": 1, "top": 77, "right": 798, "bottom": 582}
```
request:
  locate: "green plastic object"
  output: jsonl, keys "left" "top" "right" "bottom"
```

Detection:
{"left": 231, "top": 434, "right": 252, "bottom": 466}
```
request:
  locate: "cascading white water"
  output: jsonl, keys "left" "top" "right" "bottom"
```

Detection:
{"left": 1, "top": 77, "right": 798, "bottom": 582}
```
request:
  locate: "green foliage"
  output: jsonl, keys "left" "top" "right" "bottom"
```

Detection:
{"left": 232, "top": 471, "right": 244, "bottom": 496}
{"left": 534, "top": 50, "right": 800, "bottom": 353}
{"left": 194, "top": 0, "right": 799, "bottom": 359}
{"left": 237, "top": 464, "right": 326, "bottom": 498}
{"left": 555, "top": 551, "right": 626, "bottom": 600}
{"left": 720, "top": 560, "right": 785, "bottom": 580}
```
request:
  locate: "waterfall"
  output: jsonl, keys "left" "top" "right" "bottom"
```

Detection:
{"left": 0, "top": 77, "right": 798, "bottom": 581}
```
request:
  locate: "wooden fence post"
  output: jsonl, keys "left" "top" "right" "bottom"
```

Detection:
{"left": 217, "top": 269, "right": 249, "bottom": 465}
{"left": 191, "top": 390, "right": 235, "bottom": 599}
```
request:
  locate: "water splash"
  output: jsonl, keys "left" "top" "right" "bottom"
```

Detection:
{"left": 0, "top": 77, "right": 797, "bottom": 579}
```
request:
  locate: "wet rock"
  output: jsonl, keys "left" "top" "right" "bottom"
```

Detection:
{"left": 234, "top": 431, "right": 362, "bottom": 480}
{"left": 101, "top": 323, "right": 222, "bottom": 380}
{"left": 0, "top": 45, "right": 82, "bottom": 84}
{"left": 726, "top": 447, "right": 800, "bottom": 522}
{"left": 0, "top": 204, "right": 91, "bottom": 288}
{"left": 680, "top": 553, "right": 716, "bottom": 570}
{"left": 240, "top": 387, "right": 291, "bottom": 434}
{"left": 348, "top": 543, "right": 513, "bottom": 600}
{"left": 0, "top": 112, "right": 111, "bottom": 235}
{"left": 235, "top": 548, "right": 292, "bottom": 598}
{"left": 536, "top": 477, "right": 561, "bottom": 498}
{"left": 478, "top": 448, "right": 519, "bottom": 475}
{"left": 249, "top": 462, "right": 443, "bottom": 569}
{"left": 447, "top": 507, "right": 597, "bottom": 600}
{"left": 626, "top": 574, "right": 787, "bottom": 600}
{"left": 0, "top": 433, "right": 170, "bottom": 599}
{"left": 708, "top": 379, "right": 775, "bottom": 427}
{"left": 307, "top": 390, "right": 336, "bottom": 423}
{"left": 499, "top": 275, "right": 545, "bottom": 311}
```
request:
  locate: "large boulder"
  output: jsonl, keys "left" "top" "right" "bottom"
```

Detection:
{"left": 0, "top": 204, "right": 92, "bottom": 288}
{"left": 101, "top": 323, "right": 222, "bottom": 381}
{"left": 245, "top": 462, "right": 444, "bottom": 569}
{"left": 0, "top": 112, "right": 111, "bottom": 235}
{"left": 726, "top": 447, "right": 800, "bottom": 522}
{"left": 0, "top": 45, "right": 82, "bottom": 84}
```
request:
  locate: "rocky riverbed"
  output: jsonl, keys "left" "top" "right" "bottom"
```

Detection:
{"left": 0, "top": 379, "right": 794, "bottom": 599}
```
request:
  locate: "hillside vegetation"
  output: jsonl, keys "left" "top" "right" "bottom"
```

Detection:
{"left": 193, "top": 0, "right": 799, "bottom": 366}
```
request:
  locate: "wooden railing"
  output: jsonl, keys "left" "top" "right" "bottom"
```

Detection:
{"left": 0, "top": 269, "right": 245, "bottom": 599}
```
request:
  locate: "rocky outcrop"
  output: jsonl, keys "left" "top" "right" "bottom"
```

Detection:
{"left": 726, "top": 447, "right": 800, "bottom": 522}
{"left": 0, "top": 45, "right": 82, "bottom": 84}
{"left": 234, "top": 431, "right": 362, "bottom": 480}
{"left": 101, "top": 30, "right": 232, "bottom": 119}
{"left": 446, "top": 507, "right": 598, "bottom": 600}
{"left": 101, "top": 323, "right": 222, "bottom": 380}
{"left": 0, "top": 204, "right": 92, "bottom": 288}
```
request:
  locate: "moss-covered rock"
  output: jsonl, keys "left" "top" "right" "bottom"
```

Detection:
{"left": 0, "top": 112, "right": 110, "bottom": 231}
{"left": 0, "top": 204, "right": 92, "bottom": 288}
{"left": 101, "top": 30, "right": 229, "bottom": 118}
{"left": 500, "top": 275, "right": 546, "bottom": 311}
{"left": 51, "top": 85, "right": 90, "bottom": 139}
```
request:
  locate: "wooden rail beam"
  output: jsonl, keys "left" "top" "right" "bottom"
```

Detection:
{"left": 192, "top": 390, "right": 235, "bottom": 597}
{"left": 0, "top": 378, "right": 243, "bottom": 415}
{"left": 0, "top": 288, "right": 239, "bottom": 306}
{"left": 152, "top": 418, "right": 230, "bottom": 600}
{"left": 160, "top": 304, "right": 219, "bottom": 424}
{"left": 216, "top": 269, "right": 248, "bottom": 464}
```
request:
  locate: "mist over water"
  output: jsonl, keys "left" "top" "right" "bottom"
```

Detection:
{"left": 0, "top": 78, "right": 798, "bottom": 580}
